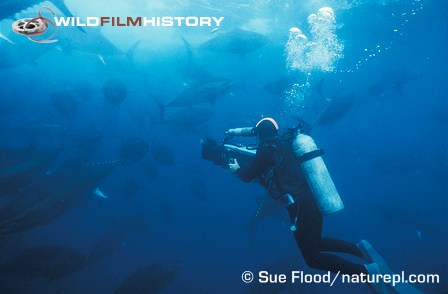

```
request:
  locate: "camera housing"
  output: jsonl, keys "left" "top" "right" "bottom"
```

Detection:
{"left": 201, "top": 139, "right": 256, "bottom": 169}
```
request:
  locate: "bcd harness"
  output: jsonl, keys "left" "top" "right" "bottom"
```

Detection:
{"left": 258, "top": 128, "right": 324, "bottom": 202}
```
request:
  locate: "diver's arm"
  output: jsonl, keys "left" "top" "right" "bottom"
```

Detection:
{"left": 234, "top": 146, "right": 276, "bottom": 182}
{"left": 228, "top": 159, "right": 240, "bottom": 173}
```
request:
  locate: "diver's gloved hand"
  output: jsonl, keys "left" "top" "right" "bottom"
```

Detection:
{"left": 228, "top": 158, "right": 240, "bottom": 173}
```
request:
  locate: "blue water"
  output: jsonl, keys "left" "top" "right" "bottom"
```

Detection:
{"left": 0, "top": 0, "right": 447, "bottom": 293}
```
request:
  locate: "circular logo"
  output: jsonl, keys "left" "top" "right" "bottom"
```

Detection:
{"left": 12, "top": 6, "right": 58, "bottom": 43}
{"left": 242, "top": 271, "right": 254, "bottom": 283}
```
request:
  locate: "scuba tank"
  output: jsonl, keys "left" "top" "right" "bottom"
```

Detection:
{"left": 292, "top": 133, "right": 344, "bottom": 215}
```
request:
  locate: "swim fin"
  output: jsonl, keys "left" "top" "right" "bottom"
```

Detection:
{"left": 358, "top": 240, "right": 423, "bottom": 294}
{"left": 364, "top": 263, "right": 388, "bottom": 294}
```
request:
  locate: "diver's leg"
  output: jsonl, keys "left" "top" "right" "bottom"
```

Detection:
{"left": 297, "top": 232, "right": 367, "bottom": 275}
{"left": 287, "top": 197, "right": 367, "bottom": 275}
{"left": 320, "top": 237, "right": 364, "bottom": 258}
{"left": 302, "top": 251, "right": 367, "bottom": 275}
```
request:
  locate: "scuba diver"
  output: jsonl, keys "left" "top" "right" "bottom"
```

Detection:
{"left": 227, "top": 117, "right": 371, "bottom": 275}
{"left": 201, "top": 117, "right": 423, "bottom": 293}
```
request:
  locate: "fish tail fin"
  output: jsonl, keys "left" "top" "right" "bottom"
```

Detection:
{"left": 181, "top": 37, "right": 193, "bottom": 64}
{"left": 126, "top": 39, "right": 142, "bottom": 63}
{"left": 142, "top": 75, "right": 165, "bottom": 121}
{"left": 181, "top": 37, "right": 195, "bottom": 77}
{"left": 312, "top": 100, "right": 332, "bottom": 128}
{"left": 180, "top": 37, "right": 213, "bottom": 80}
{"left": 291, "top": 116, "right": 313, "bottom": 134}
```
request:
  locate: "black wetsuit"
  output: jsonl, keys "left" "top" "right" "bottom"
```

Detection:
{"left": 237, "top": 142, "right": 367, "bottom": 275}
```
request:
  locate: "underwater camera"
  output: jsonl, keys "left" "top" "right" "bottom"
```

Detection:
{"left": 200, "top": 139, "right": 256, "bottom": 169}
{"left": 201, "top": 127, "right": 257, "bottom": 169}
